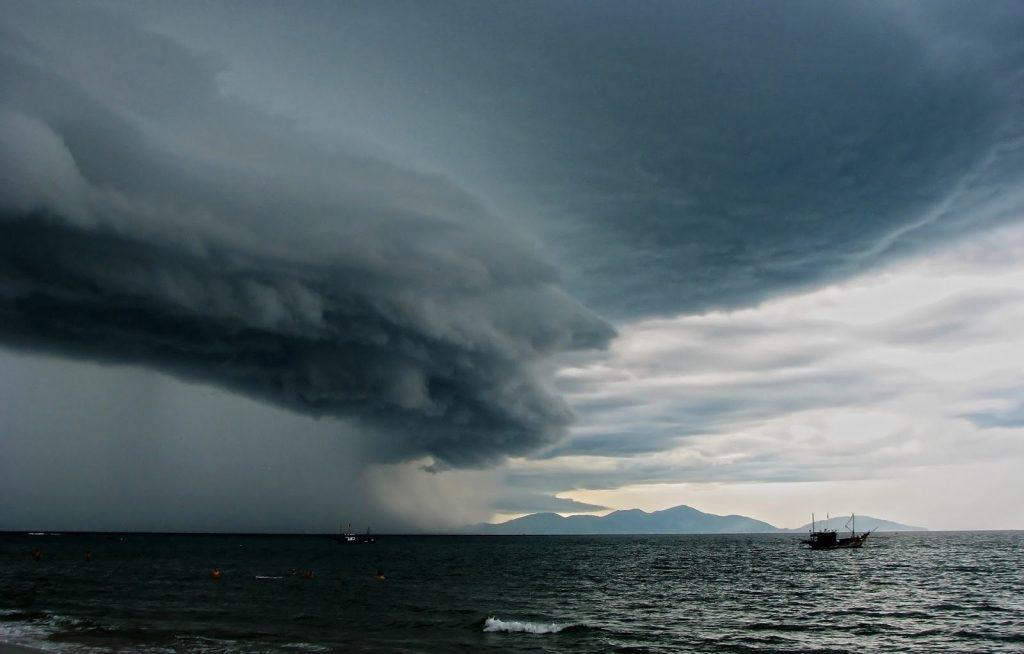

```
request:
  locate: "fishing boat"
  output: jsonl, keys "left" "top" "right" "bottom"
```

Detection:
{"left": 802, "top": 513, "right": 871, "bottom": 550}
{"left": 334, "top": 524, "right": 375, "bottom": 544}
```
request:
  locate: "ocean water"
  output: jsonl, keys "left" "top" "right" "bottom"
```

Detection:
{"left": 1, "top": 532, "right": 1021, "bottom": 652}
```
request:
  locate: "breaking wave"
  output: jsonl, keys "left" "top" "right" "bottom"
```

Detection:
{"left": 482, "top": 617, "right": 575, "bottom": 634}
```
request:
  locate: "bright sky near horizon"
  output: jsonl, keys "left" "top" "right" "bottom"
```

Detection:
{"left": 2, "top": 1, "right": 1024, "bottom": 531}
{"left": 527, "top": 222, "right": 1024, "bottom": 530}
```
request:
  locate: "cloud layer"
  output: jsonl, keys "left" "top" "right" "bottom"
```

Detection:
{"left": 0, "top": 6, "right": 612, "bottom": 468}
{"left": 133, "top": 1, "right": 1024, "bottom": 317}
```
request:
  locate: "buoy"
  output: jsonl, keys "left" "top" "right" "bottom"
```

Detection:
{"left": 31, "top": 549, "right": 42, "bottom": 561}
{"left": 375, "top": 570, "right": 385, "bottom": 581}
{"left": 85, "top": 551, "right": 93, "bottom": 562}
{"left": 303, "top": 570, "right": 315, "bottom": 579}
{"left": 211, "top": 568, "right": 222, "bottom": 580}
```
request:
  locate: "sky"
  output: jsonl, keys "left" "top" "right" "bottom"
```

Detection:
{"left": 2, "top": 1, "right": 1023, "bottom": 531}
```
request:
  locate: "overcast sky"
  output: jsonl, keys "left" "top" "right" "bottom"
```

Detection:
{"left": 2, "top": 1, "right": 1023, "bottom": 531}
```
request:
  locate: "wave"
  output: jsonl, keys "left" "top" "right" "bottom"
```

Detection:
{"left": 280, "top": 643, "right": 333, "bottom": 652}
{"left": 0, "top": 609, "right": 69, "bottom": 652}
{"left": 482, "top": 617, "right": 576, "bottom": 634}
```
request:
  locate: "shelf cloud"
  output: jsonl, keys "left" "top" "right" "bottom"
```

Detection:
{"left": 0, "top": 9, "right": 612, "bottom": 469}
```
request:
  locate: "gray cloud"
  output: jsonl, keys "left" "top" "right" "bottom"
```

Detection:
{"left": 962, "top": 398, "right": 1024, "bottom": 430}
{"left": 128, "top": 1, "right": 1024, "bottom": 318}
{"left": 0, "top": 6, "right": 613, "bottom": 469}
{"left": 549, "top": 369, "right": 896, "bottom": 459}
{"left": 509, "top": 1, "right": 1024, "bottom": 317}
{"left": 875, "top": 291, "right": 1021, "bottom": 348}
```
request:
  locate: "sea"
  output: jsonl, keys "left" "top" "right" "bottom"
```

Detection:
{"left": 1, "top": 532, "right": 1021, "bottom": 652}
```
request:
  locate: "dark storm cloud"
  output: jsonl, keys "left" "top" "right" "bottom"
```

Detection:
{"left": 152, "top": 0, "right": 1024, "bottom": 318}
{"left": 544, "top": 2, "right": 1023, "bottom": 316}
{"left": 0, "top": 6, "right": 613, "bottom": 468}
{"left": 509, "top": 1, "right": 1024, "bottom": 317}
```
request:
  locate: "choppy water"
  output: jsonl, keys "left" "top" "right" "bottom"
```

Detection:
{"left": 1, "top": 532, "right": 1022, "bottom": 652}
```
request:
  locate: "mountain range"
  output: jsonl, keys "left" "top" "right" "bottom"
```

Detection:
{"left": 466, "top": 505, "right": 926, "bottom": 535}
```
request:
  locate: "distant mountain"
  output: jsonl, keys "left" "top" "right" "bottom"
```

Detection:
{"left": 465, "top": 505, "right": 926, "bottom": 535}
{"left": 468, "top": 505, "right": 778, "bottom": 535}
{"left": 783, "top": 515, "right": 926, "bottom": 533}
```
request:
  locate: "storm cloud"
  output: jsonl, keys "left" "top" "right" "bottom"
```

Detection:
{"left": 129, "top": 0, "right": 1024, "bottom": 317}
{"left": 0, "top": 6, "right": 612, "bottom": 468}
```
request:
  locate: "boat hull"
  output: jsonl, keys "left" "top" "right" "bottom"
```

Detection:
{"left": 333, "top": 534, "right": 376, "bottom": 544}
{"left": 803, "top": 533, "right": 869, "bottom": 550}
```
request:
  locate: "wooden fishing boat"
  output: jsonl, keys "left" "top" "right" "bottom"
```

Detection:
{"left": 802, "top": 514, "right": 871, "bottom": 550}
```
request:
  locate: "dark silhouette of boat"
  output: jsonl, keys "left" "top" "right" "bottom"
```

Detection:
{"left": 802, "top": 513, "right": 872, "bottom": 550}
{"left": 334, "top": 524, "right": 375, "bottom": 544}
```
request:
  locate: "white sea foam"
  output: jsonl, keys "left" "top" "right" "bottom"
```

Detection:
{"left": 280, "top": 642, "right": 332, "bottom": 651}
{"left": 0, "top": 612, "right": 65, "bottom": 652}
{"left": 483, "top": 617, "right": 571, "bottom": 634}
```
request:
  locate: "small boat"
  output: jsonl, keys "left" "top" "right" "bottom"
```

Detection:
{"left": 802, "top": 513, "right": 872, "bottom": 550}
{"left": 334, "top": 524, "right": 376, "bottom": 544}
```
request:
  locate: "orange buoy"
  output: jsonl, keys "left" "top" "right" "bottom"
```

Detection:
{"left": 31, "top": 549, "right": 42, "bottom": 561}
{"left": 211, "top": 567, "right": 222, "bottom": 580}
{"left": 375, "top": 570, "right": 385, "bottom": 581}
{"left": 303, "top": 570, "right": 315, "bottom": 579}
{"left": 85, "top": 551, "right": 93, "bottom": 562}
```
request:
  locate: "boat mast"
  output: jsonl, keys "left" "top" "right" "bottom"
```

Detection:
{"left": 811, "top": 513, "right": 815, "bottom": 532}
